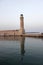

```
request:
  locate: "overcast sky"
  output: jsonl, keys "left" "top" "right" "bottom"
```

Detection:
{"left": 0, "top": 0, "right": 43, "bottom": 32}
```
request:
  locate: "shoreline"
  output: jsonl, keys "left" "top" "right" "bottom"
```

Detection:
{"left": 0, "top": 33, "right": 43, "bottom": 38}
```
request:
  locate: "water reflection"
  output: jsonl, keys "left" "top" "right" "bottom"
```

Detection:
{"left": 20, "top": 37, "right": 25, "bottom": 61}
{"left": 0, "top": 36, "right": 25, "bottom": 59}
{"left": 0, "top": 36, "right": 43, "bottom": 65}
{"left": 20, "top": 37, "right": 25, "bottom": 55}
{"left": 0, "top": 36, "right": 25, "bottom": 64}
{"left": 0, "top": 36, "right": 25, "bottom": 41}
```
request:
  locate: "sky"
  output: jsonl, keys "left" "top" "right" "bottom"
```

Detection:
{"left": 0, "top": 0, "right": 43, "bottom": 32}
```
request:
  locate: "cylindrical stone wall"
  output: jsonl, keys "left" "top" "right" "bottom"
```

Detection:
{"left": 20, "top": 14, "right": 25, "bottom": 34}
{"left": 20, "top": 14, "right": 24, "bottom": 29}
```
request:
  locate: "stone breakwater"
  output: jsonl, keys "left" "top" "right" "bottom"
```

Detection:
{"left": 0, "top": 31, "right": 43, "bottom": 38}
{"left": 22, "top": 33, "right": 43, "bottom": 38}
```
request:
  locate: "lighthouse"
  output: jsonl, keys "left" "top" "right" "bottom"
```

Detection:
{"left": 20, "top": 14, "right": 25, "bottom": 34}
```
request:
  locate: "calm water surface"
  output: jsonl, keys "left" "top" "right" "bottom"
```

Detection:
{"left": 0, "top": 37, "right": 43, "bottom": 65}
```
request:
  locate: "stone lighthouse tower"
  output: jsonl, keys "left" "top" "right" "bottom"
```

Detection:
{"left": 19, "top": 14, "right": 25, "bottom": 34}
